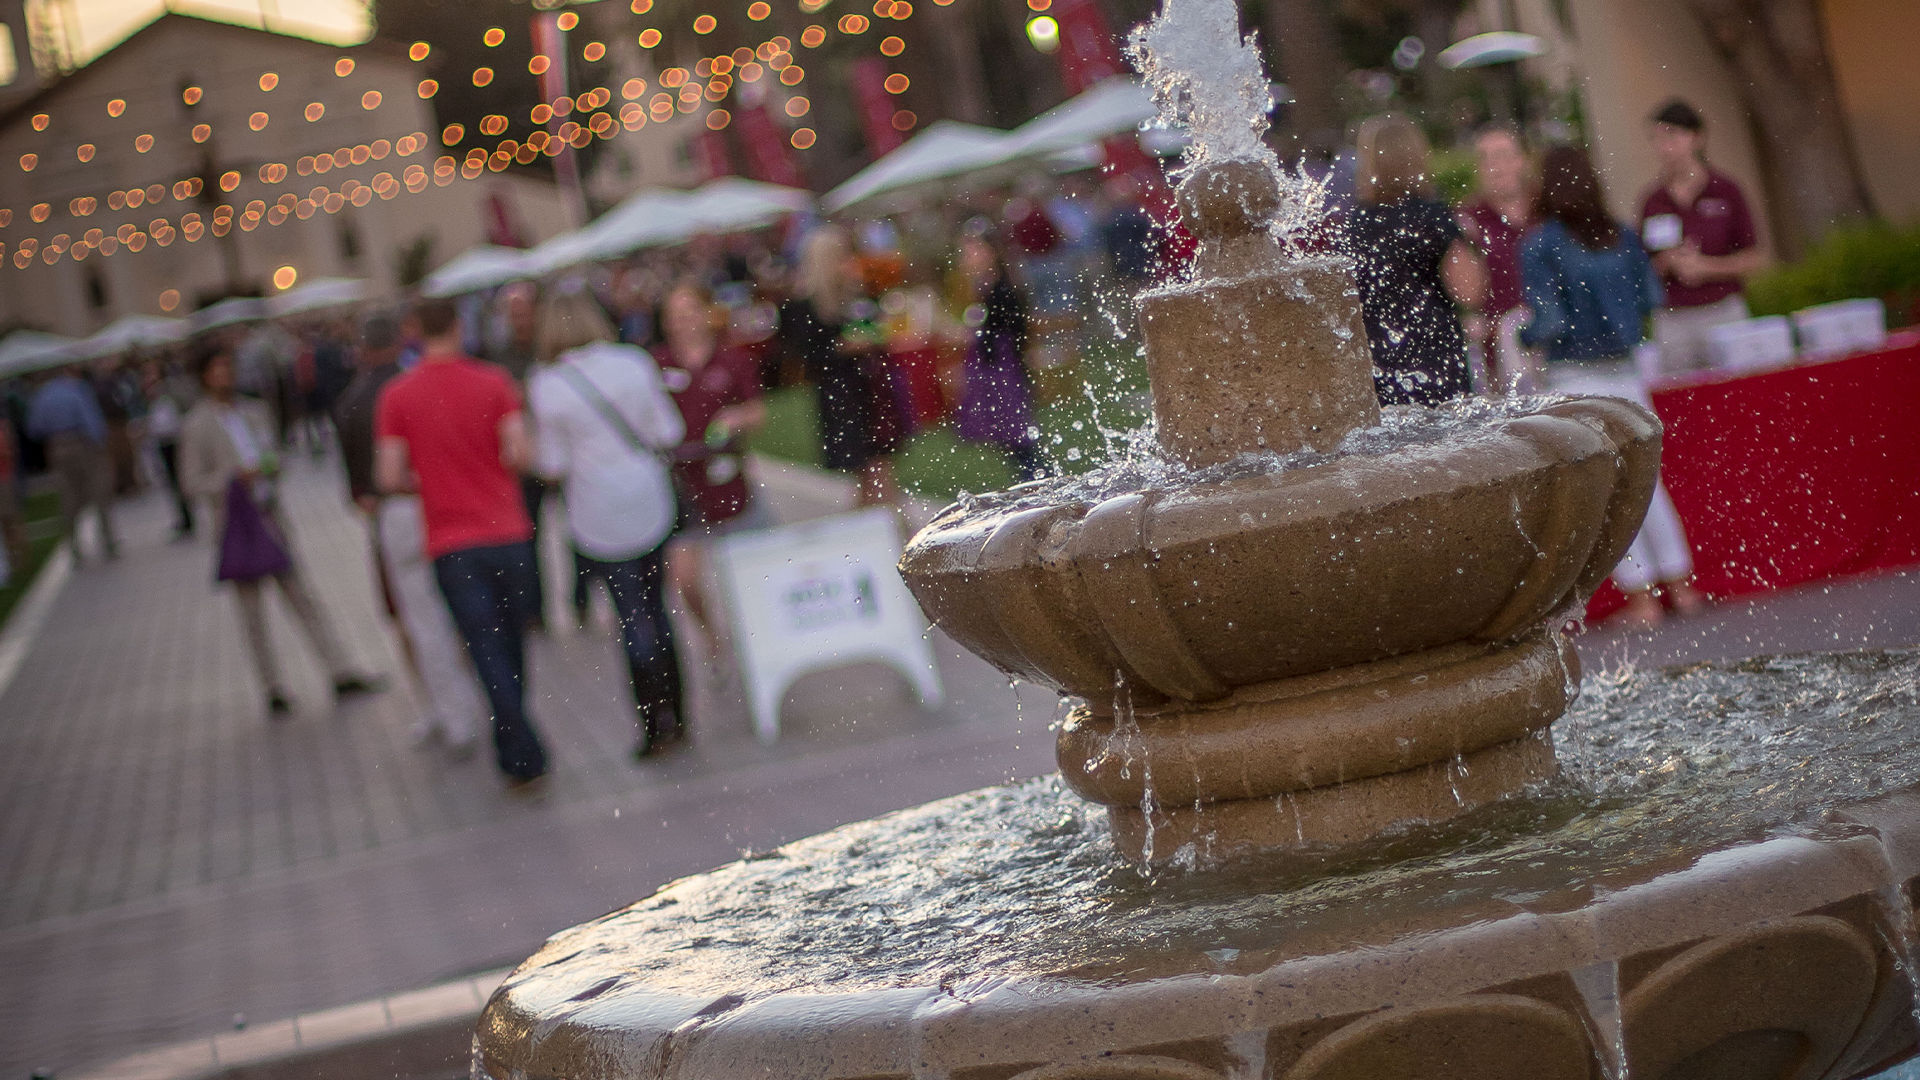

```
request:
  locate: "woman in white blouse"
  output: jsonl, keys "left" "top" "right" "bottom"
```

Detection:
{"left": 528, "top": 288, "right": 688, "bottom": 757}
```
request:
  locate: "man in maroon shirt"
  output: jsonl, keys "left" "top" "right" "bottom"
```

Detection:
{"left": 375, "top": 298, "right": 549, "bottom": 788}
{"left": 1639, "top": 99, "right": 1767, "bottom": 373}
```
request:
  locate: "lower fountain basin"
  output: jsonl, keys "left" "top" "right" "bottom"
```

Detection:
{"left": 476, "top": 651, "right": 1920, "bottom": 1080}
{"left": 899, "top": 396, "right": 1660, "bottom": 706}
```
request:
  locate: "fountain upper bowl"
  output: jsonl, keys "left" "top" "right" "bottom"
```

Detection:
{"left": 900, "top": 395, "right": 1662, "bottom": 705}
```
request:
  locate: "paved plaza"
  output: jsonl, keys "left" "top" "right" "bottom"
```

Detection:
{"left": 0, "top": 451, "right": 1914, "bottom": 1079}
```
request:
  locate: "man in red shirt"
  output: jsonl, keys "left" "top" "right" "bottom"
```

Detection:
{"left": 1638, "top": 99, "right": 1767, "bottom": 374}
{"left": 376, "top": 298, "right": 548, "bottom": 787}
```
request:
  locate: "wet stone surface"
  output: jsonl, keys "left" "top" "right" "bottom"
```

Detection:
{"left": 518, "top": 649, "right": 1920, "bottom": 999}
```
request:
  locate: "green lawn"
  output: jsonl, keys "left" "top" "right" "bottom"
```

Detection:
{"left": 0, "top": 489, "right": 62, "bottom": 629}
{"left": 747, "top": 337, "right": 1154, "bottom": 506}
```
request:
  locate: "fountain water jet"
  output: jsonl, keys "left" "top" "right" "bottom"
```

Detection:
{"left": 473, "top": 0, "right": 1920, "bottom": 1075}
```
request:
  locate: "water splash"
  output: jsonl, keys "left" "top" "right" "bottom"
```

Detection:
{"left": 1126, "top": 0, "right": 1272, "bottom": 172}
{"left": 508, "top": 650, "right": 1920, "bottom": 1002}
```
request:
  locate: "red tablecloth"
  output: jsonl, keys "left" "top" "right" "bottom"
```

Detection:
{"left": 1587, "top": 334, "right": 1920, "bottom": 620}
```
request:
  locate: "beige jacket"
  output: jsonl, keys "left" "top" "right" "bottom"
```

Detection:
{"left": 179, "top": 398, "right": 278, "bottom": 535}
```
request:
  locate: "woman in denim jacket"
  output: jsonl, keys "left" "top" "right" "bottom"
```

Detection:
{"left": 1520, "top": 146, "right": 1706, "bottom": 628}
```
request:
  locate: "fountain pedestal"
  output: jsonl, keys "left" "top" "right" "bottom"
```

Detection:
{"left": 900, "top": 158, "right": 1660, "bottom": 863}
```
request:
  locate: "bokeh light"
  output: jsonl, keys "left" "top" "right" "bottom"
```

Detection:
{"left": 556, "top": 11, "right": 579, "bottom": 30}
{"left": 583, "top": 42, "right": 606, "bottom": 61}
{"left": 880, "top": 35, "right": 905, "bottom": 56}
{"left": 259, "top": 73, "right": 278, "bottom": 91}
{"left": 639, "top": 28, "right": 662, "bottom": 47}
{"left": 192, "top": 124, "right": 211, "bottom": 142}
{"left": 884, "top": 73, "right": 909, "bottom": 93}
{"left": 474, "top": 68, "right": 495, "bottom": 86}
{"left": 134, "top": 134, "right": 153, "bottom": 152}
{"left": 362, "top": 91, "right": 382, "bottom": 110}
{"left": 409, "top": 41, "right": 430, "bottom": 60}
{"left": 785, "top": 96, "right": 809, "bottom": 117}
{"left": 780, "top": 65, "right": 805, "bottom": 85}
{"left": 158, "top": 289, "right": 179, "bottom": 311}
{"left": 631, "top": 0, "right": 654, "bottom": 10}
{"left": 748, "top": 2, "right": 771, "bottom": 18}
{"left": 838, "top": 14, "right": 869, "bottom": 33}
{"left": 694, "top": 14, "right": 718, "bottom": 33}
{"left": 529, "top": 56, "right": 551, "bottom": 75}
{"left": 418, "top": 79, "right": 439, "bottom": 98}
{"left": 273, "top": 266, "right": 298, "bottom": 290}
{"left": 801, "top": 26, "right": 826, "bottom": 46}
{"left": 305, "top": 102, "right": 325, "bottom": 121}
{"left": 107, "top": 99, "right": 125, "bottom": 117}
{"left": 30, "top": 113, "right": 49, "bottom": 130}
{"left": 335, "top": 57, "right": 355, "bottom": 76}
{"left": 18, "top": 153, "right": 35, "bottom": 172}
{"left": 707, "top": 109, "right": 731, "bottom": 129}
{"left": 250, "top": 111, "right": 269, "bottom": 130}
{"left": 484, "top": 28, "right": 505, "bottom": 46}
{"left": 1025, "top": 15, "right": 1060, "bottom": 52}
{"left": 790, "top": 127, "right": 816, "bottom": 148}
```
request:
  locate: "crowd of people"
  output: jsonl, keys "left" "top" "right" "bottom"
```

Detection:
{"left": 1342, "top": 96, "right": 1759, "bottom": 627}
{"left": 0, "top": 93, "right": 1763, "bottom": 788}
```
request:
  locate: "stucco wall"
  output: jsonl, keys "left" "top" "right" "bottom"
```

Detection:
{"left": 1563, "top": 0, "right": 1774, "bottom": 253}
{"left": 1822, "top": 0, "right": 1920, "bottom": 224}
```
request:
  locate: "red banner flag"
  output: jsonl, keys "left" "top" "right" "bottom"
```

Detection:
{"left": 693, "top": 127, "right": 734, "bottom": 180}
{"left": 1051, "top": 0, "right": 1123, "bottom": 96}
{"left": 734, "top": 103, "right": 806, "bottom": 188}
{"left": 849, "top": 57, "right": 904, "bottom": 159}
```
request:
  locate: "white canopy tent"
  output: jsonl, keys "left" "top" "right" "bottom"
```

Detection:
{"left": 68, "top": 315, "right": 191, "bottom": 361}
{"left": 421, "top": 246, "right": 541, "bottom": 298}
{"left": 1003, "top": 77, "right": 1158, "bottom": 160}
{"left": 269, "top": 277, "right": 370, "bottom": 318}
{"left": 822, "top": 121, "right": 1021, "bottom": 214}
{"left": 190, "top": 296, "right": 268, "bottom": 333}
{"left": 0, "top": 330, "right": 80, "bottom": 378}
{"left": 527, "top": 178, "right": 814, "bottom": 276}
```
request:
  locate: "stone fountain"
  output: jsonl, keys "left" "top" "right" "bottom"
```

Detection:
{"left": 473, "top": 1, "right": 1920, "bottom": 1077}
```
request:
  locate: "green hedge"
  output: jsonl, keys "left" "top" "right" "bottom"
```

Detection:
{"left": 1745, "top": 220, "right": 1920, "bottom": 326}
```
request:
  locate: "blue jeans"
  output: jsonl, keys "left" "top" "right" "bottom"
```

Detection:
{"left": 575, "top": 545, "right": 683, "bottom": 738}
{"left": 434, "top": 541, "right": 548, "bottom": 779}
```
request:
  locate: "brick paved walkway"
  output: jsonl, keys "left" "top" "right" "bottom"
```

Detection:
{"left": 0, "top": 454, "right": 1060, "bottom": 1077}
{"left": 2, "top": 450, "right": 1915, "bottom": 1079}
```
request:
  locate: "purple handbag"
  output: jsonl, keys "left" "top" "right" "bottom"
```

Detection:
{"left": 216, "top": 478, "right": 292, "bottom": 582}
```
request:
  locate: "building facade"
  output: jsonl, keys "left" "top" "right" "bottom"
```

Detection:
{"left": 0, "top": 13, "right": 570, "bottom": 336}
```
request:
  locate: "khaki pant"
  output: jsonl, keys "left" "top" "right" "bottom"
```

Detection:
{"left": 1652, "top": 294, "right": 1751, "bottom": 375}
{"left": 377, "top": 497, "right": 484, "bottom": 744}
{"left": 44, "top": 433, "right": 117, "bottom": 559}
{"left": 232, "top": 510, "right": 350, "bottom": 696}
